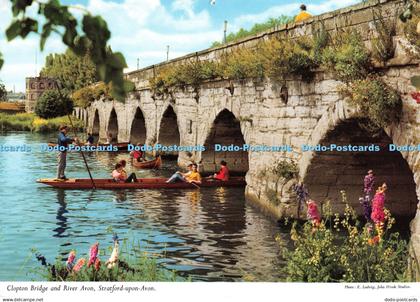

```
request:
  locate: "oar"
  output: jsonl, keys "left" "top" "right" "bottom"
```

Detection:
{"left": 190, "top": 182, "right": 200, "bottom": 189}
{"left": 54, "top": 80, "right": 96, "bottom": 189}
{"left": 67, "top": 114, "right": 96, "bottom": 189}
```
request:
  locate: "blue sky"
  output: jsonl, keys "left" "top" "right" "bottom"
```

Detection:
{"left": 0, "top": 0, "right": 362, "bottom": 92}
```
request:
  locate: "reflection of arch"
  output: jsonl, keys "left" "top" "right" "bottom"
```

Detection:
{"left": 130, "top": 107, "right": 147, "bottom": 144}
{"left": 158, "top": 105, "right": 180, "bottom": 157}
{"left": 107, "top": 108, "right": 119, "bottom": 143}
{"left": 202, "top": 109, "right": 249, "bottom": 174}
{"left": 303, "top": 118, "right": 418, "bottom": 220}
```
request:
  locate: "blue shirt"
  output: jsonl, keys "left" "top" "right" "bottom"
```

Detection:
{"left": 58, "top": 132, "right": 73, "bottom": 148}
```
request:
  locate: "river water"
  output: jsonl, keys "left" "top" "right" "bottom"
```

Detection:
{"left": 0, "top": 132, "right": 286, "bottom": 281}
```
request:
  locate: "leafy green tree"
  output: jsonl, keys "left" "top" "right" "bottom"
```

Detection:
{"left": 41, "top": 49, "right": 97, "bottom": 93}
{"left": 1, "top": 0, "right": 133, "bottom": 101}
{"left": 0, "top": 81, "right": 7, "bottom": 101}
{"left": 35, "top": 89, "right": 73, "bottom": 119}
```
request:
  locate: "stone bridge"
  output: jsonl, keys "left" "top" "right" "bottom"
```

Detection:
{"left": 75, "top": 0, "right": 420, "bottom": 272}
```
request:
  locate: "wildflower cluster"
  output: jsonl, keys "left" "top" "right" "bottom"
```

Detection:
{"left": 280, "top": 190, "right": 410, "bottom": 282}
{"left": 34, "top": 235, "right": 179, "bottom": 281}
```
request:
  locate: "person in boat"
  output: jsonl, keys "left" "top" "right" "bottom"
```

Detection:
{"left": 166, "top": 163, "right": 202, "bottom": 184}
{"left": 106, "top": 132, "right": 113, "bottom": 144}
{"left": 112, "top": 162, "right": 138, "bottom": 183}
{"left": 86, "top": 133, "right": 94, "bottom": 145}
{"left": 130, "top": 143, "right": 145, "bottom": 162}
{"left": 295, "top": 4, "right": 312, "bottom": 22}
{"left": 57, "top": 125, "right": 77, "bottom": 180}
{"left": 208, "top": 160, "right": 230, "bottom": 181}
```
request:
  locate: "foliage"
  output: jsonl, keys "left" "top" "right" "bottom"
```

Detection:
{"left": 35, "top": 89, "right": 73, "bottom": 119}
{"left": 0, "top": 113, "right": 83, "bottom": 132}
{"left": 272, "top": 159, "right": 299, "bottom": 180}
{"left": 260, "top": 37, "right": 317, "bottom": 81}
{"left": 402, "top": 4, "right": 420, "bottom": 58}
{"left": 34, "top": 239, "right": 180, "bottom": 281}
{"left": 399, "top": 0, "right": 420, "bottom": 22}
{"left": 340, "top": 77, "right": 402, "bottom": 131}
{"left": 41, "top": 48, "right": 97, "bottom": 93}
{"left": 221, "top": 47, "right": 264, "bottom": 80}
{"left": 211, "top": 15, "right": 293, "bottom": 47}
{"left": 2, "top": 0, "right": 131, "bottom": 101}
{"left": 311, "top": 23, "right": 330, "bottom": 65}
{"left": 322, "top": 30, "right": 371, "bottom": 83}
{"left": 0, "top": 80, "right": 7, "bottom": 101}
{"left": 72, "top": 82, "right": 111, "bottom": 108}
{"left": 279, "top": 192, "right": 410, "bottom": 282}
{"left": 371, "top": 12, "right": 396, "bottom": 63}
{"left": 150, "top": 60, "right": 222, "bottom": 95}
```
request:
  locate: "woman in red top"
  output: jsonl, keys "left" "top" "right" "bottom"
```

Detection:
{"left": 213, "top": 160, "right": 229, "bottom": 181}
{"left": 130, "top": 143, "right": 144, "bottom": 162}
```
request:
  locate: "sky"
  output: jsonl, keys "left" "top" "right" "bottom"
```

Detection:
{"left": 0, "top": 0, "right": 362, "bottom": 92}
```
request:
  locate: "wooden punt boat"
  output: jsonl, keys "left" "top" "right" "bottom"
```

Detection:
{"left": 47, "top": 142, "right": 130, "bottom": 151}
{"left": 132, "top": 156, "right": 162, "bottom": 169}
{"left": 36, "top": 177, "right": 246, "bottom": 189}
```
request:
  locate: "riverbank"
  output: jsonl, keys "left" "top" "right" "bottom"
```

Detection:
{"left": 0, "top": 113, "right": 84, "bottom": 132}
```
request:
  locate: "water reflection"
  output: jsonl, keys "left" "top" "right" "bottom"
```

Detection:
{"left": 0, "top": 132, "right": 284, "bottom": 281}
{"left": 53, "top": 190, "right": 68, "bottom": 238}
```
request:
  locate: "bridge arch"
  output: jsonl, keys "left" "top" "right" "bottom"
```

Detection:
{"left": 107, "top": 108, "right": 119, "bottom": 143}
{"left": 201, "top": 109, "right": 249, "bottom": 174}
{"left": 92, "top": 109, "right": 100, "bottom": 143}
{"left": 129, "top": 107, "right": 147, "bottom": 145}
{"left": 157, "top": 105, "right": 180, "bottom": 158}
{"left": 301, "top": 100, "right": 418, "bottom": 222}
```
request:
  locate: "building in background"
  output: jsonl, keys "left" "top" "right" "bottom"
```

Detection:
{"left": 7, "top": 91, "right": 26, "bottom": 102}
{"left": 25, "top": 77, "right": 55, "bottom": 112}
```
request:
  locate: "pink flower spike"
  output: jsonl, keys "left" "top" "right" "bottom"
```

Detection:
{"left": 66, "top": 251, "right": 76, "bottom": 265}
{"left": 73, "top": 258, "right": 86, "bottom": 272}
{"left": 88, "top": 243, "right": 99, "bottom": 268}
{"left": 94, "top": 258, "right": 101, "bottom": 271}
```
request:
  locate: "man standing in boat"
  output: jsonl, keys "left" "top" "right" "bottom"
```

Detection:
{"left": 57, "top": 125, "right": 77, "bottom": 180}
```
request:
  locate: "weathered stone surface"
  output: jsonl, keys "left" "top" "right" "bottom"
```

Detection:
{"left": 79, "top": 0, "right": 420, "bottom": 276}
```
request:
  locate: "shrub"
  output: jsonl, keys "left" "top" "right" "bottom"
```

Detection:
{"left": 402, "top": 4, "right": 420, "bottom": 58}
{"left": 322, "top": 30, "right": 370, "bottom": 83}
{"left": 279, "top": 192, "right": 410, "bottom": 282}
{"left": 222, "top": 47, "right": 264, "bottom": 80}
{"left": 371, "top": 12, "right": 396, "bottom": 63}
{"left": 260, "top": 37, "right": 317, "bottom": 81}
{"left": 340, "top": 77, "right": 402, "bottom": 131}
{"left": 272, "top": 159, "right": 299, "bottom": 180}
{"left": 35, "top": 89, "right": 73, "bottom": 119}
{"left": 72, "top": 82, "right": 110, "bottom": 108}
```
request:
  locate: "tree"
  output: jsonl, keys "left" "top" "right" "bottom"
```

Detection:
{"left": 1, "top": 0, "right": 133, "bottom": 101}
{"left": 0, "top": 81, "right": 7, "bottom": 101}
{"left": 35, "top": 90, "right": 73, "bottom": 119}
{"left": 41, "top": 49, "right": 97, "bottom": 94}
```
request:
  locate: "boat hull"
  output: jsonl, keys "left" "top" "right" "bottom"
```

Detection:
{"left": 132, "top": 156, "right": 162, "bottom": 169}
{"left": 36, "top": 177, "right": 246, "bottom": 189}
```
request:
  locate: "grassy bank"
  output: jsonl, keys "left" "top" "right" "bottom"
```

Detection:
{"left": 0, "top": 113, "right": 84, "bottom": 133}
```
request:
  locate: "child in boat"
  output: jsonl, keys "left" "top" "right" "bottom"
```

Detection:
{"left": 211, "top": 160, "right": 229, "bottom": 181}
{"left": 112, "top": 162, "right": 138, "bottom": 183}
{"left": 130, "top": 143, "right": 144, "bottom": 162}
